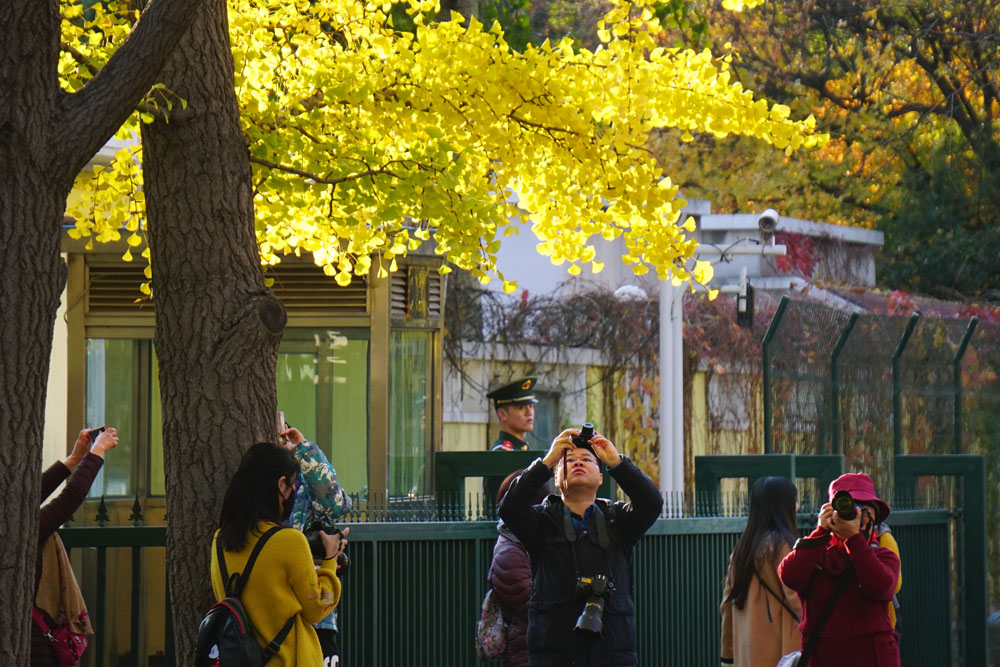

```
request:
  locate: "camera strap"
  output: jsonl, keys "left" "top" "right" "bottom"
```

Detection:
{"left": 562, "top": 504, "right": 613, "bottom": 583}
{"left": 799, "top": 561, "right": 854, "bottom": 666}
{"left": 561, "top": 504, "right": 610, "bottom": 549}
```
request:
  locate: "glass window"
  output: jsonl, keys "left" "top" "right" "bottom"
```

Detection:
{"left": 524, "top": 390, "right": 559, "bottom": 451}
{"left": 388, "top": 331, "right": 431, "bottom": 496}
{"left": 149, "top": 350, "right": 164, "bottom": 496}
{"left": 277, "top": 328, "right": 370, "bottom": 496}
{"left": 86, "top": 339, "right": 138, "bottom": 497}
{"left": 86, "top": 328, "right": 372, "bottom": 499}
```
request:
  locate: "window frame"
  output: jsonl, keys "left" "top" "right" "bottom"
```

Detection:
{"left": 65, "top": 250, "right": 445, "bottom": 510}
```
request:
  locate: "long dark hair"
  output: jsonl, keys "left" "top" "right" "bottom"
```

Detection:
{"left": 218, "top": 443, "right": 299, "bottom": 551}
{"left": 725, "top": 476, "right": 798, "bottom": 610}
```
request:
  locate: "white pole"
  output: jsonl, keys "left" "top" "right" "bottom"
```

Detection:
{"left": 671, "top": 284, "right": 684, "bottom": 498}
{"left": 658, "top": 279, "right": 673, "bottom": 497}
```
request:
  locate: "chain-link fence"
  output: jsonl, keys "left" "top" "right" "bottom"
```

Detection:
{"left": 761, "top": 296, "right": 1000, "bottom": 614}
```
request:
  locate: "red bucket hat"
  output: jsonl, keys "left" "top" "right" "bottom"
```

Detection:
{"left": 828, "top": 473, "right": 890, "bottom": 523}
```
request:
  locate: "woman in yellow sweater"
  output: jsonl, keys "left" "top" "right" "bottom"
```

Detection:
{"left": 211, "top": 443, "right": 344, "bottom": 666}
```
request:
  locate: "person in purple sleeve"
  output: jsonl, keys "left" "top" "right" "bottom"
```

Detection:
{"left": 279, "top": 423, "right": 352, "bottom": 667}
{"left": 32, "top": 426, "right": 119, "bottom": 667}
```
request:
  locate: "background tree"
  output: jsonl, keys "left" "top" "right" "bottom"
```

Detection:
{"left": 0, "top": 0, "right": 203, "bottom": 659}
{"left": 657, "top": 0, "right": 1000, "bottom": 299}
{"left": 57, "top": 0, "right": 817, "bottom": 660}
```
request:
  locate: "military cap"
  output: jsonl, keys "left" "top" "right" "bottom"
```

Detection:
{"left": 486, "top": 376, "right": 539, "bottom": 407}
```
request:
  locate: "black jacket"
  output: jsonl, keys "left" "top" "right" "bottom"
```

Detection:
{"left": 498, "top": 456, "right": 662, "bottom": 666}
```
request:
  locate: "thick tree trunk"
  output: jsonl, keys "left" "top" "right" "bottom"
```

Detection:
{"left": 0, "top": 191, "right": 67, "bottom": 664}
{"left": 140, "top": 0, "right": 285, "bottom": 661}
{"left": 1, "top": 0, "right": 202, "bottom": 660}
{"left": 0, "top": 2, "right": 73, "bottom": 660}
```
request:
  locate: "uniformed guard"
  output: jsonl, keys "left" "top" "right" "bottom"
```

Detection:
{"left": 484, "top": 376, "right": 539, "bottom": 504}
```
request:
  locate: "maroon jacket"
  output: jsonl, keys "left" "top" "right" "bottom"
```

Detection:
{"left": 32, "top": 454, "right": 103, "bottom": 667}
{"left": 488, "top": 525, "right": 532, "bottom": 667}
{"left": 778, "top": 527, "right": 900, "bottom": 667}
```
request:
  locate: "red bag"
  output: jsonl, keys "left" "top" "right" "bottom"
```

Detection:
{"left": 32, "top": 607, "right": 88, "bottom": 667}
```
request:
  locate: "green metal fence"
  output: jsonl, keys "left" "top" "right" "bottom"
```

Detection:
{"left": 60, "top": 505, "right": 961, "bottom": 666}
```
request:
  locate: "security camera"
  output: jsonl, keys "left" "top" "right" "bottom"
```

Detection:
{"left": 757, "top": 208, "right": 780, "bottom": 235}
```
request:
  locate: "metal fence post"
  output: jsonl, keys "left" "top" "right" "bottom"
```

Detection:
{"left": 953, "top": 317, "right": 979, "bottom": 454}
{"left": 892, "top": 314, "right": 920, "bottom": 456}
{"left": 762, "top": 296, "right": 790, "bottom": 454}
{"left": 830, "top": 313, "right": 858, "bottom": 456}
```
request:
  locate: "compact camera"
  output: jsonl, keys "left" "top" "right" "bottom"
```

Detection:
{"left": 832, "top": 490, "right": 859, "bottom": 521}
{"left": 87, "top": 426, "right": 106, "bottom": 447}
{"left": 304, "top": 521, "right": 350, "bottom": 574}
{"left": 574, "top": 574, "right": 615, "bottom": 634}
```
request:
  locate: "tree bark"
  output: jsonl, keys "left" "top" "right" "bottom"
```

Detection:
{"left": 440, "top": 0, "right": 480, "bottom": 22}
{"left": 139, "top": 0, "right": 285, "bottom": 661}
{"left": 0, "top": 0, "right": 201, "bottom": 659}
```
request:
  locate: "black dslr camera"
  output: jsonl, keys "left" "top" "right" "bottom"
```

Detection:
{"left": 571, "top": 423, "right": 595, "bottom": 449}
{"left": 304, "top": 521, "right": 350, "bottom": 574}
{"left": 574, "top": 574, "right": 615, "bottom": 634}
{"left": 832, "top": 490, "right": 858, "bottom": 521}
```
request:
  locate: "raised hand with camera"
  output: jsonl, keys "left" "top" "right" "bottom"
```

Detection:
{"left": 542, "top": 424, "right": 621, "bottom": 470}
{"left": 276, "top": 411, "right": 353, "bottom": 664}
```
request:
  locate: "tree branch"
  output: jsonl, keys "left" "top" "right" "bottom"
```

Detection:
{"left": 60, "top": 41, "right": 101, "bottom": 77}
{"left": 56, "top": 0, "right": 204, "bottom": 180}
{"left": 249, "top": 156, "right": 403, "bottom": 187}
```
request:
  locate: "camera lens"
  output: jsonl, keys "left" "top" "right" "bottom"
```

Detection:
{"left": 832, "top": 491, "right": 857, "bottom": 521}
{"left": 574, "top": 598, "right": 606, "bottom": 634}
{"left": 574, "top": 575, "right": 613, "bottom": 635}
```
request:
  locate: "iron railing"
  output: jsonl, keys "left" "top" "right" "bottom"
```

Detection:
{"left": 60, "top": 505, "right": 960, "bottom": 667}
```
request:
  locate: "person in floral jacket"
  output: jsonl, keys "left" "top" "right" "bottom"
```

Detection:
{"left": 280, "top": 425, "right": 353, "bottom": 665}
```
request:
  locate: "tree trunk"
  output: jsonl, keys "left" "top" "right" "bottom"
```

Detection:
{"left": 440, "top": 0, "right": 480, "bottom": 22}
{"left": 140, "top": 0, "right": 285, "bottom": 660}
{"left": 0, "top": 187, "right": 67, "bottom": 664}
{"left": 0, "top": 2, "right": 75, "bottom": 659}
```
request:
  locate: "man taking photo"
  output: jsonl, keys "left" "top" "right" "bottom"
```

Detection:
{"left": 499, "top": 426, "right": 662, "bottom": 666}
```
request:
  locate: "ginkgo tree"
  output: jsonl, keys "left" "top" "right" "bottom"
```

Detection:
{"left": 66, "top": 0, "right": 821, "bottom": 294}
{"left": 11, "top": 0, "right": 823, "bottom": 659}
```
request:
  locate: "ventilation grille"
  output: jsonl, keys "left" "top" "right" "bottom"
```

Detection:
{"left": 86, "top": 264, "right": 153, "bottom": 313}
{"left": 391, "top": 267, "right": 443, "bottom": 323}
{"left": 269, "top": 265, "right": 367, "bottom": 315}
{"left": 86, "top": 262, "right": 368, "bottom": 316}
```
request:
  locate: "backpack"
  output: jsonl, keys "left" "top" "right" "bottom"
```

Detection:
{"left": 474, "top": 588, "right": 507, "bottom": 660}
{"left": 196, "top": 526, "right": 295, "bottom": 667}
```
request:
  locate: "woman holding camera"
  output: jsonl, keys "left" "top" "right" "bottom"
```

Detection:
{"left": 778, "top": 473, "right": 900, "bottom": 667}
{"left": 32, "top": 427, "right": 118, "bottom": 666}
{"left": 211, "top": 443, "right": 345, "bottom": 665}
{"left": 720, "top": 476, "right": 802, "bottom": 667}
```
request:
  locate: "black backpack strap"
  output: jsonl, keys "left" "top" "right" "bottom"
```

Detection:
{"left": 215, "top": 535, "right": 230, "bottom": 593}
{"left": 262, "top": 617, "right": 296, "bottom": 661}
{"left": 219, "top": 525, "right": 285, "bottom": 596}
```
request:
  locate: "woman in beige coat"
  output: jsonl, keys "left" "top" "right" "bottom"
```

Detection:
{"left": 721, "top": 476, "right": 802, "bottom": 667}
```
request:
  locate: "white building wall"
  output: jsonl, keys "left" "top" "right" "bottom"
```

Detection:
{"left": 43, "top": 266, "right": 69, "bottom": 467}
